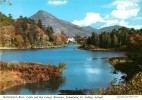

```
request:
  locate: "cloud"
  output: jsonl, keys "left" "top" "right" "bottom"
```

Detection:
{"left": 119, "top": 20, "right": 128, "bottom": 26}
{"left": 101, "top": 0, "right": 142, "bottom": 29}
{"left": 72, "top": 12, "right": 104, "bottom": 26}
{"left": 48, "top": 0, "right": 67, "bottom": 5}
{"left": 126, "top": 25, "right": 142, "bottom": 29}
{"left": 101, "top": 19, "right": 128, "bottom": 28}
{"left": 72, "top": 0, "right": 142, "bottom": 29}
{"left": 110, "top": 0, "right": 140, "bottom": 19}
{"left": 102, "top": 19, "right": 142, "bottom": 29}
{"left": 101, "top": 19, "right": 119, "bottom": 28}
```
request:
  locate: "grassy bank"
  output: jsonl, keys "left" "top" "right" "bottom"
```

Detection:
{"left": 0, "top": 61, "right": 65, "bottom": 92}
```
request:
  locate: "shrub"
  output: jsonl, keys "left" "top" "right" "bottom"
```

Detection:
{"left": 58, "top": 62, "right": 67, "bottom": 72}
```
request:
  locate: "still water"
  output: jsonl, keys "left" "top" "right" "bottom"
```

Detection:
{"left": 0, "top": 44, "right": 126, "bottom": 95}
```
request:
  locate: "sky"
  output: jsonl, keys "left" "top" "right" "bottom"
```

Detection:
{"left": 1, "top": 0, "right": 142, "bottom": 29}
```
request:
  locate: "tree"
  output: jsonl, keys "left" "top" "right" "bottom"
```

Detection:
{"left": 58, "top": 62, "right": 66, "bottom": 72}
{"left": 45, "top": 26, "right": 54, "bottom": 36}
{"left": 21, "top": 19, "right": 27, "bottom": 32}
{"left": 14, "top": 35, "right": 24, "bottom": 48}
{"left": 0, "top": 12, "right": 14, "bottom": 26}
{"left": 37, "top": 19, "right": 43, "bottom": 29}
{"left": 8, "top": 14, "right": 12, "bottom": 19}
{"left": 127, "top": 33, "right": 142, "bottom": 65}
{"left": 60, "top": 31, "right": 68, "bottom": 43}
{"left": 117, "top": 27, "right": 129, "bottom": 47}
{"left": 111, "top": 33, "right": 118, "bottom": 47}
{"left": 91, "top": 32, "right": 99, "bottom": 45}
{"left": 87, "top": 36, "right": 92, "bottom": 45}
{"left": 113, "top": 34, "right": 118, "bottom": 47}
{"left": 100, "top": 32, "right": 111, "bottom": 48}
{"left": 28, "top": 24, "right": 37, "bottom": 45}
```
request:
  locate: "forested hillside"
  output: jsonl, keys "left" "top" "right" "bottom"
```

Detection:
{"left": 0, "top": 12, "right": 68, "bottom": 49}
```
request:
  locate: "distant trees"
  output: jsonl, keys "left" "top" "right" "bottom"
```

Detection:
{"left": 85, "top": 27, "right": 133, "bottom": 49}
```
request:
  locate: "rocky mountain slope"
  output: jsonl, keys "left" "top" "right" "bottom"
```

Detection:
{"left": 31, "top": 10, "right": 93, "bottom": 37}
{"left": 31, "top": 10, "right": 123, "bottom": 37}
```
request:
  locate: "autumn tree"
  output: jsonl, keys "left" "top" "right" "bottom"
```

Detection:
{"left": 14, "top": 35, "right": 24, "bottom": 48}
{"left": 127, "top": 33, "right": 142, "bottom": 65}
{"left": 28, "top": 24, "right": 37, "bottom": 46}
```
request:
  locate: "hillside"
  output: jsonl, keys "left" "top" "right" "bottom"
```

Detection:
{"left": 0, "top": 13, "right": 68, "bottom": 49}
{"left": 31, "top": 10, "right": 93, "bottom": 37}
{"left": 31, "top": 10, "right": 123, "bottom": 37}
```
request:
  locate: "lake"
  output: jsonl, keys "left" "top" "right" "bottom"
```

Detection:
{"left": 0, "top": 44, "right": 126, "bottom": 95}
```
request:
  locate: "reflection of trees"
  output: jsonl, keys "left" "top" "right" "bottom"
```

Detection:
{"left": 1, "top": 84, "right": 25, "bottom": 95}
{"left": 25, "top": 76, "right": 65, "bottom": 94}
{"left": 1, "top": 77, "right": 65, "bottom": 95}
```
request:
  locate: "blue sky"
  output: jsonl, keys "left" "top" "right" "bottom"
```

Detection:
{"left": 1, "top": 0, "right": 142, "bottom": 29}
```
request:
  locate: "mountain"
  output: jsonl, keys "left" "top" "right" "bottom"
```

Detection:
{"left": 31, "top": 10, "right": 123, "bottom": 37}
{"left": 81, "top": 26, "right": 98, "bottom": 32}
{"left": 82, "top": 25, "right": 123, "bottom": 34}
{"left": 99, "top": 25, "right": 123, "bottom": 33}
{"left": 31, "top": 10, "right": 93, "bottom": 37}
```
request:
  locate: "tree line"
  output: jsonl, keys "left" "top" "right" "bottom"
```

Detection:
{"left": 84, "top": 27, "right": 142, "bottom": 49}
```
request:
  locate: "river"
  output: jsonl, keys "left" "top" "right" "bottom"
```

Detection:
{"left": 0, "top": 44, "right": 126, "bottom": 95}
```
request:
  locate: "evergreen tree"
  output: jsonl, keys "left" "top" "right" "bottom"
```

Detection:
{"left": 91, "top": 32, "right": 97, "bottom": 45}
{"left": 37, "top": 19, "right": 42, "bottom": 29}
{"left": 45, "top": 26, "right": 54, "bottom": 36}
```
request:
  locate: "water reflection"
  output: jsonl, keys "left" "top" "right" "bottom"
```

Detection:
{"left": 1, "top": 77, "right": 65, "bottom": 95}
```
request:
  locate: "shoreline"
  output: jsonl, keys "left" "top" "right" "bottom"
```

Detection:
{"left": 77, "top": 45, "right": 125, "bottom": 52}
{"left": 80, "top": 48, "right": 124, "bottom": 52}
{"left": 0, "top": 44, "right": 68, "bottom": 50}
{"left": 0, "top": 61, "right": 63, "bottom": 92}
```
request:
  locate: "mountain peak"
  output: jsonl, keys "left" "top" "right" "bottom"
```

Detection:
{"left": 37, "top": 10, "right": 46, "bottom": 13}
{"left": 31, "top": 10, "right": 57, "bottom": 21}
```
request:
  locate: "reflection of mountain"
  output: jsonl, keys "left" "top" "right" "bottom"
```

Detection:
{"left": 1, "top": 77, "right": 65, "bottom": 95}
